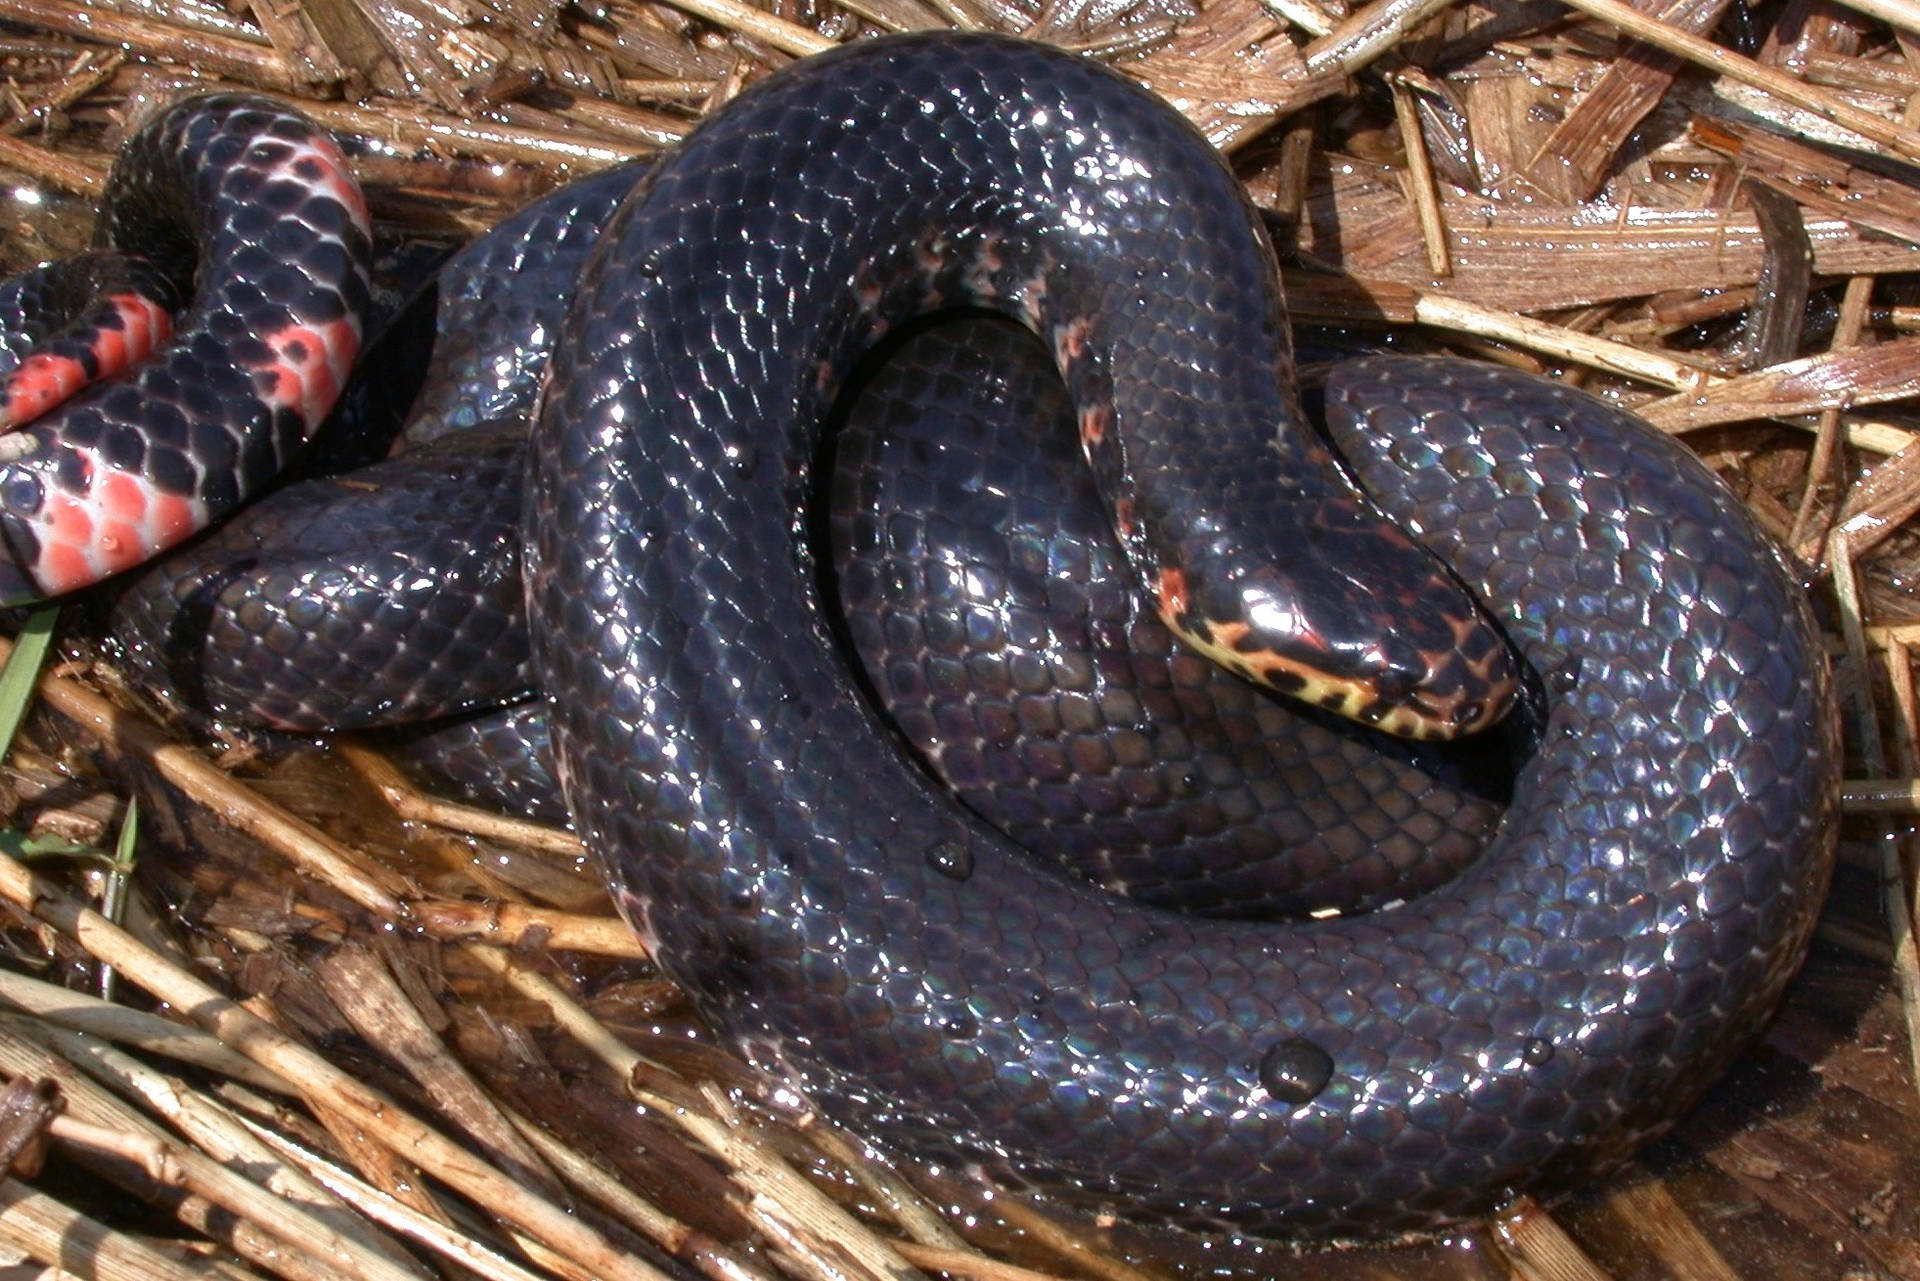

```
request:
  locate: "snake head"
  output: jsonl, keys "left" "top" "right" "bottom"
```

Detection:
{"left": 1149, "top": 508, "right": 1519, "bottom": 741}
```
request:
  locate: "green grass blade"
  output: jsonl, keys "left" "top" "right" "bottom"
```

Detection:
{"left": 99, "top": 797, "right": 139, "bottom": 999}
{"left": 112, "top": 796, "right": 139, "bottom": 871}
{"left": 0, "top": 604, "right": 58, "bottom": 765}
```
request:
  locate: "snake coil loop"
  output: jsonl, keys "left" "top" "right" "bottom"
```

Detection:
{"left": 4, "top": 34, "right": 1841, "bottom": 1239}
{"left": 523, "top": 34, "right": 1839, "bottom": 1236}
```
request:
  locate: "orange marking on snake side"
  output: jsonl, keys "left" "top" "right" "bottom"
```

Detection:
{"left": 37, "top": 469, "right": 196, "bottom": 592}
{"left": 93, "top": 325, "right": 126, "bottom": 371}
{"left": 1078, "top": 404, "right": 1109, "bottom": 449}
{"left": 150, "top": 490, "right": 194, "bottom": 542}
{"left": 2, "top": 353, "right": 87, "bottom": 426}
{"left": 261, "top": 319, "right": 356, "bottom": 429}
{"left": 1207, "top": 617, "right": 1254, "bottom": 653}
{"left": 287, "top": 135, "right": 371, "bottom": 233}
{"left": 95, "top": 517, "right": 148, "bottom": 573}
{"left": 110, "top": 294, "right": 173, "bottom": 364}
{"left": 1155, "top": 565, "right": 1188, "bottom": 619}
{"left": 37, "top": 492, "right": 95, "bottom": 594}
{"left": 97, "top": 471, "right": 147, "bottom": 525}
{"left": 90, "top": 472, "right": 160, "bottom": 575}
{"left": 1053, "top": 316, "right": 1093, "bottom": 368}
{"left": 0, "top": 294, "right": 174, "bottom": 428}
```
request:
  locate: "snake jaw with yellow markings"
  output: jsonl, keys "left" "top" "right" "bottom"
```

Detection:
{"left": 1146, "top": 519, "right": 1520, "bottom": 741}
{"left": 1155, "top": 599, "right": 1516, "bottom": 740}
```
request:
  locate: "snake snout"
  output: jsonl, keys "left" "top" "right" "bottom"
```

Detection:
{"left": 1376, "top": 643, "right": 1517, "bottom": 739}
{"left": 1161, "top": 541, "right": 1520, "bottom": 741}
{"left": 1293, "top": 615, "right": 1517, "bottom": 740}
{"left": 1351, "top": 590, "right": 1520, "bottom": 740}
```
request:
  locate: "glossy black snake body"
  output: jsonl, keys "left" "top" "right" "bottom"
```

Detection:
{"left": 518, "top": 34, "right": 1838, "bottom": 1235}
{"left": 12, "top": 33, "right": 1841, "bottom": 1238}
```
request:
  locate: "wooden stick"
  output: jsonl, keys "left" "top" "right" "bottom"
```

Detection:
{"left": 651, "top": 0, "right": 832, "bottom": 56}
{"left": 1557, "top": 0, "right": 1920, "bottom": 161}
{"left": 0, "top": 1177, "right": 230, "bottom": 1281}
{"left": 0, "top": 853, "right": 672, "bottom": 1281}
{"left": 1875, "top": 637, "right": 1920, "bottom": 1111}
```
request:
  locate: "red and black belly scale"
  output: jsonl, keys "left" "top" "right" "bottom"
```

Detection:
{"left": 0, "top": 94, "right": 369, "bottom": 602}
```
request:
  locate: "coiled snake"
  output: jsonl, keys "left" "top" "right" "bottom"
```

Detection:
{"left": 3, "top": 34, "right": 1840, "bottom": 1239}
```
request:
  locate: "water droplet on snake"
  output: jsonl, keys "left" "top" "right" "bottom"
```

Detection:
{"left": 1259, "top": 1038, "right": 1333, "bottom": 1105}
{"left": 927, "top": 840, "right": 974, "bottom": 881}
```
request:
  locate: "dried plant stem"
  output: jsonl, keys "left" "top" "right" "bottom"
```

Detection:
{"left": 552, "top": 97, "right": 690, "bottom": 149}
{"left": 1636, "top": 331, "right": 1920, "bottom": 427}
{"left": 1604, "top": 1178, "right": 1741, "bottom": 1279}
{"left": 976, "top": 1197, "right": 1166, "bottom": 1281}
{"left": 1789, "top": 277, "right": 1874, "bottom": 552}
{"left": 1302, "top": 0, "right": 1457, "bottom": 76}
{"left": 0, "top": 0, "right": 295, "bottom": 89}
{"left": 1256, "top": 0, "right": 1335, "bottom": 37}
{"left": 0, "top": 965, "right": 291, "bottom": 1092}
{"left": 502, "top": 1105, "right": 785, "bottom": 1281}
{"left": 0, "top": 131, "right": 105, "bottom": 195}
{"left": 0, "top": 51, "right": 123, "bottom": 136}
{"left": 463, "top": 945, "right": 660, "bottom": 1072}
{"left": 1558, "top": 0, "right": 1920, "bottom": 160}
{"left": 236, "top": 1121, "right": 589, "bottom": 1281}
{"left": 44, "top": 1109, "right": 427, "bottom": 1281}
{"left": 1869, "top": 622, "right": 1920, "bottom": 648}
{"left": 1489, "top": 1195, "right": 1613, "bottom": 1279}
{"left": 409, "top": 897, "right": 647, "bottom": 956}
{"left": 1409, "top": 294, "right": 1713, "bottom": 391}
{"left": 1876, "top": 636, "right": 1920, "bottom": 1106}
{"left": 29, "top": 1021, "right": 426, "bottom": 1279}
{"left": 338, "top": 741, "right": 583, "bottom": 857}
{"left": 703, "top": 1083, "right": 925, "bottom": 1281}
{"left": 1691, "top": 115, "right": 1920, "bottom": 250}
{"left": 311, "top": 944, "right": 563, "bottom": 1201}
{"left": 920, "top": 0, "right": 985, "bottom": 30}
{"left": 1841, "top": 778, "right": 1920, "bottom": 812}
{"left": 888, "top": 1242, "right": 1084, "bottom": 1281}
{"left": 1389, "top": 74, "right": 1450, "bottom": 277}
{"left": 0, "top": 640, "right": 637, "bottom": 957}
{"left": 465, "top": 944, "right": 923, "bottom": 1281}
{"left": 1831, "top": 0, "right": 1920, "bottom": 39}
{"left": 652, "top": 0, "right": 833, "bottom": 56}
{"left": 0, "top": 1022, "right": 347, "bottom": 1281}
{"left": 1525, "top": 0, "right": 1733, "bottom": 202}
{"left": 1817, "top": 913, "right": 1895, "bottom": 962}
{"left": 1403, "top": 294, "right": 1913, "bottom": 463}
{"left": 1, "top": 639, "right": 409, "bottom": 918}
{"left": 1832, "top": 537, "right": 1920, "bottom": 1118}
{"left": 1830, "top": 529, "right": 1882, "bottom": 766}
{"left": 803, "top": 1125, "right": 969, "bottom": 1252}
{"left": 0, "top": 1176, "right": 233, "bottom": 1280}
{"left": 0, "top": 853, "right": 671, "bottom": 1281}
{"left": 304, "top": 99, "right": 634, "bottom": 169}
